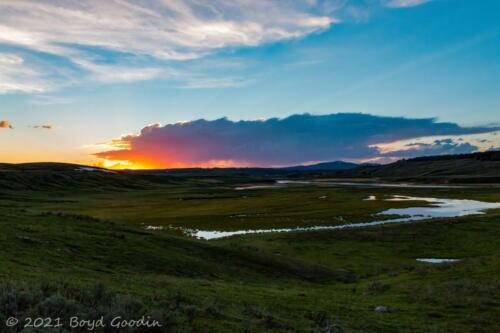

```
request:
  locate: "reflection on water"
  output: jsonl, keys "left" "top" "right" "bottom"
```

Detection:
{"left": 318, "top": 182, "right": 465, "bottom": 189}
{"left": 382, "top": 195, "right": 500, "bottom": 218}
{"left": 235, "top": 185, "right": 281, "bottom": 190}
{"left": 416, "top": 258, "right": 460, "bottom": 263}
{"left": 235, "top": 180, "right": 466, "bottom": 190}
{"left": 184, "top": 195, "right": 500, "bottom": 240}
{"left": 235, "top": 180, "right": 311, "bottom": 190}
{"left": 145, "top": 225, "right": 164, "bottom": 230}
{"left": 76, "top": 167, "right": 117, "bottom": 174}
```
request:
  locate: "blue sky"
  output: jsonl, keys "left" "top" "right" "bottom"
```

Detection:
{"left": 0, "top": 0, "right": 499, "bottom": 167}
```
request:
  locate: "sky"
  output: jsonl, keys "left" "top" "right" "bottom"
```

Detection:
{"left": 0, "top": 0, "right": 499, "bottom": 169}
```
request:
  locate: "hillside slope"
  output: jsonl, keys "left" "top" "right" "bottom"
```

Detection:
{"left": 0, "top": 163, "right": 160, "bottom": 190}
{"left": 319, "top": 151, "right": 500, "bottom": 183}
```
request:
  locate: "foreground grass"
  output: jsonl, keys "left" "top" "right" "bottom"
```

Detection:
{"left": 0, "top": 176, "right": 499, "bottom": 332}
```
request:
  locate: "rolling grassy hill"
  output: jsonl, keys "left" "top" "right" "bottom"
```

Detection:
{"left": 0, "top": 163, "right": 152, "bottom": 191}
{"left": 339, "top": 151, "right": 500, "bottom": 183}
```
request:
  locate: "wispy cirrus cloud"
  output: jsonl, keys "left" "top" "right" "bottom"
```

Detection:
{"left": 384, "top": 0, "right": 433, "bottom": 9}
{"left": 1, "top": 0, "right": 334, "bottom": 59}
{"left": 0, "top": 0, "right": 337, "bottom": 92}
{"left": 94, "top": 113, "right": 499, "bottom": 169}
{"left": 0, "top": 53, "right": 51, "bottom": 94}
{"left": 0, "top": 0, "right": 439, "bottom": 93}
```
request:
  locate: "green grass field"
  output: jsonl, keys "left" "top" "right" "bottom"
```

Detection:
{"left": 1, "top": 170, "right": 499, "bottom": 332}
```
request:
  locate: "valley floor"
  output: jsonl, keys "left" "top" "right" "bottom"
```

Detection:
{"left": 0, "top": 176, "right": 499, "bottom": 332}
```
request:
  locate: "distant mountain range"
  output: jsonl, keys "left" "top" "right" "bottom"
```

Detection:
{"left": 281, "top": 161, "right": 371, "bottom": 171}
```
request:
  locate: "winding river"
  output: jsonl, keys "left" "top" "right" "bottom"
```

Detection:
{"left": 184, "top": 195, "right": 500, "bottom": 240}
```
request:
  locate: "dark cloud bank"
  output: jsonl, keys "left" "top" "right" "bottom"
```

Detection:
{"left": 96, "top": 113, "right": 499, "bottom": 167}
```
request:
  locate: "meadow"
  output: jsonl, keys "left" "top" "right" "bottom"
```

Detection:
{"left": 0, "top": 168, "right": 499, "bottom": 332}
